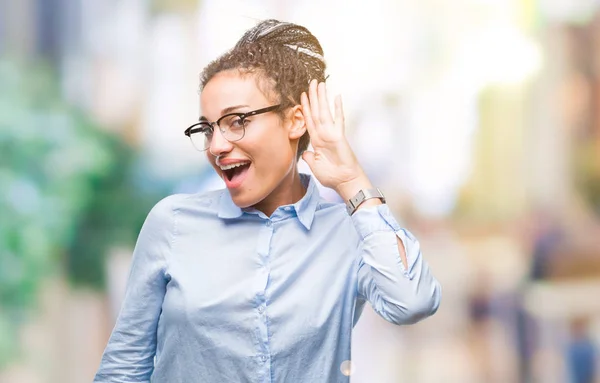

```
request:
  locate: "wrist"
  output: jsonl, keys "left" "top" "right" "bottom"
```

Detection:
{"left": 343, "top": 186, "right": 386, "bottom": 215}
{"left": 352, "top": 197, "right": 383, "bottom": 213}
{"left": 335, "top": 173, "right": 373, "bottom": 201}
{"left": 338, "top": 173, "right": 386, "bottom": 215}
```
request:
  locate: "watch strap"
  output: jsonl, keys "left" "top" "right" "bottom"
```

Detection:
{"left": 346, "top": 188, "right": 386, "bottom": 215}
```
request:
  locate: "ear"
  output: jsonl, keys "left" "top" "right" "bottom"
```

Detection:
{"left": 287, "top": 104, "right": 306, "bottom": 140}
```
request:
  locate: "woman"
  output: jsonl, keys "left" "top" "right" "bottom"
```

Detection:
{"left": 94, "top": 19, "right": 441, "bottom": 382}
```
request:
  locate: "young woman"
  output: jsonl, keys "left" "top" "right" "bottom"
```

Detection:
{"left": 94, "top": 19, "right": 441, "bottom": 383}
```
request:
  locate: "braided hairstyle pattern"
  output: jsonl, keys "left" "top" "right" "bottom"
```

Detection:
{"left": 200, "top": 19, "right": 327, "bottom": 158}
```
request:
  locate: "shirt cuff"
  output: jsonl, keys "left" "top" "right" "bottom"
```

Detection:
{"left": 351, "top": 204, "right": 402, "bottom": 240}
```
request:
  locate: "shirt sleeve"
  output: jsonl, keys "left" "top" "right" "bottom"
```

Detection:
{"left": 94, "top": 196, "right": 174, "bottom": 382}
{"left": 354, "top": 204, "right": 441, "bottom": 325}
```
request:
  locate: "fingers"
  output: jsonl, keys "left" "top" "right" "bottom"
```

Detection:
{"left": 317, "top": 81, "right": 332, "bottom": 124}
{"left": 302, "top": 79, "right": 345, "bottom": 138}
{"left": 301, "top": 91, "right": 316, "bottom": 137}
{"left": 307, "top": 79, "right": 320, "bottom": 124}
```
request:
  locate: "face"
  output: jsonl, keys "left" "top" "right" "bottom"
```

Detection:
{"left": 200, "top": 69, "right": 306, "bottom": 212}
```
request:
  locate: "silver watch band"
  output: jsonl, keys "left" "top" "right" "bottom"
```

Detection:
{"left": 346, "top": 188, "right": 386, "bottom": 215}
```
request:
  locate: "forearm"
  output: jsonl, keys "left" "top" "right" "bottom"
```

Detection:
{"left": 354, "top": 205, "right": 441, "bottom": 324}
{"left": 336, "top": 174, "right": 408, "bottom": 270}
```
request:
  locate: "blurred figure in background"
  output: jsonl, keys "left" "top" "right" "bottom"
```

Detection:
{"left": 517, "top": 211, "right": 564, "bottom": 382}
{"left": 567, "top": 317, "right": 597, "bottom": 383}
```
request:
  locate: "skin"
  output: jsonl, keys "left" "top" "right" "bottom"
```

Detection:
{"left": 201, "top": 71, "right": 408, "bottom": 268}
{"left": 202, "top": 69, "right": 307, "bottom": 215}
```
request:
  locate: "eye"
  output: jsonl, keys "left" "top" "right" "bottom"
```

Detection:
{"left": 221, "top": 114, "right": 247, "bottom": 131}
{"left": 230, "top": 117, "right": 246, "bottom": 129}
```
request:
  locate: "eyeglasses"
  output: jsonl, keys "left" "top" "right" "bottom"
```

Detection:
{"left": 184, "top": 104, "right": 281, "bottom": 151}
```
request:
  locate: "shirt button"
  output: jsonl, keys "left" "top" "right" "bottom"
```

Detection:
{"left": 260, "top": 355, "right": 267, "bottom": 362}
{"left": 284, "top": 206, "right": 292, "bottom": 211}
{"left": 258, "top": 306, "right": 265, "bottom": 313}
{"left": 266, "top": 220, "right": 272, "bottom": 227}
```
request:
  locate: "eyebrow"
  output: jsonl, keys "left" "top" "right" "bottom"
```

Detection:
{"left": 199, "top": 104, "right": 250, "bottom": 121}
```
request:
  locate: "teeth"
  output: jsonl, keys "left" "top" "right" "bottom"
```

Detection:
{"left": 219, "top": 161, "right": 250, "bottom": 171}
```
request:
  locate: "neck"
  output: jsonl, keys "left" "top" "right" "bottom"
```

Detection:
{"left": 252, "top": 167, "right": 306, "bottom": 217}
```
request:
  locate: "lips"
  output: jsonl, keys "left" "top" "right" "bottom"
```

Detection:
{"left": 217, "top": 159, "right": 251, "bottom": 189}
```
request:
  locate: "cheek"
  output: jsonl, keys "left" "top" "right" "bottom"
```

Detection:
{"left": 206, "top": 153, "right": 218, "bottom": 169}
{"left": 253, "top": 135, "right": 294, "bottom": 170}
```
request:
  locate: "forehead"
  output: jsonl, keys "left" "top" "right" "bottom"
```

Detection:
{"left": 200, "top": 70, "right": 276, "bottom": 118}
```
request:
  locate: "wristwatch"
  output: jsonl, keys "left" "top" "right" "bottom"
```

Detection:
{"left": 346, "top": 188, "right": 386, "bottom": 215}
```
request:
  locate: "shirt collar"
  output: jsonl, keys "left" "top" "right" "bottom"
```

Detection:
{"left": 217, "top": 173, "right": 320, "bottom": 230}
{"left": 292, "top": 173, "right": 319, "bottom": 230}
{"left": 217, "top": 188, "right": 244, "bottom": 219}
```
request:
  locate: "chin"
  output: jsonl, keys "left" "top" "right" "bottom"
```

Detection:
{"left": 229, "top": 190, "right": 264, "bottom": 210}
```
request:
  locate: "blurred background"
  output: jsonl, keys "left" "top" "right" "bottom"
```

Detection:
{"left": 1, "top": 0, "right": 600, "bottom": 382}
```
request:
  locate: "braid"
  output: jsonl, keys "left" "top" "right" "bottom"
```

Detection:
{"left": 200, "top": 19, "right": 327, "bottom": 158}
{"left": 235, "top": 19, "right": 324, "bottom": 61}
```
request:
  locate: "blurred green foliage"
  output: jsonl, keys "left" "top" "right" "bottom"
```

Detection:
{"left": 0, "top": 59, "right": 165, "bottom": 368}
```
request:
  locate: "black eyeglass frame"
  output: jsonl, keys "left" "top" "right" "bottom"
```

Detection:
{"left": 184, "top": 104, "right": 282, "bottom": 151}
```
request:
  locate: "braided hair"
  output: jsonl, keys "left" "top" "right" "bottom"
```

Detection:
{"left": 200, "top": 19, "right": 327, "bottom": 158}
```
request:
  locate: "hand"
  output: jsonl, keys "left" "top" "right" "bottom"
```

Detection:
{"left": 301, "top": 80, "right": 372, "bottom": 199}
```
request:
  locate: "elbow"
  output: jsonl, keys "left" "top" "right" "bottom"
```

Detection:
{"left": 382, "top": 280, "right": 442, "bottom": 325}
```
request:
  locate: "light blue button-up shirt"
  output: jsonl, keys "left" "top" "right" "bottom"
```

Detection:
{"left": 94, "top": 174, "right": 441, "bottom": 383}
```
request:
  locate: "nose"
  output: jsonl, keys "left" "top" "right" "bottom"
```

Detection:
{"left": 208, "top": 126, "right": 233, "bottom": 157}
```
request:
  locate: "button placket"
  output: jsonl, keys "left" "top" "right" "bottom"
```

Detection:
{"left": 255, "top": 220, "right": 273, "bottom": 371}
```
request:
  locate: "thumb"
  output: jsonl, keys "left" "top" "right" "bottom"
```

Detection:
{"left": 302, "top": 150, "right": 316, "bottom": 169}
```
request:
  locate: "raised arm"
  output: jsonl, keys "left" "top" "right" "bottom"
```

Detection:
{"left": 300, "top": 79, "right": 441, "bottom": 325}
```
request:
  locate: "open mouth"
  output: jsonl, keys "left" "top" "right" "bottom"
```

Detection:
{"left": 222, "top": 162, "right": 251, "bottom": 182}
